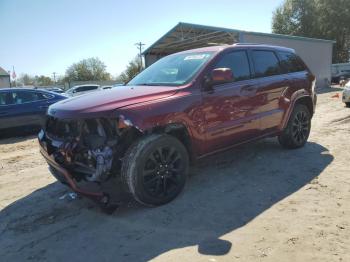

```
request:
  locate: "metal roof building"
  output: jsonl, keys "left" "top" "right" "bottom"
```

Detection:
{"left": 143, "top": 22, "right": 335, "bottom": 88}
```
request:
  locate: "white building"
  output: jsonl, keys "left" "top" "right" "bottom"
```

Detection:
{"left": 0, "top": 67, "right": 10, "bottom": 88}
{"left": 143, "top": 22, "right": 335, "bottom": 88}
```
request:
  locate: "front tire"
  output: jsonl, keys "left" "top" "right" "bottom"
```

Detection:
{"left": 345, "top": 102, "right": 350, "bottom": 108}
{"left": 121, "top": 134, "right": 189, "bottom": 206}
{"left": 278, "top": 104, "right": 311, "bottom": 149}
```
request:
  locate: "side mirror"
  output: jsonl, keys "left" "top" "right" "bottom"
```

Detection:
{"left": 211, "top": 68, "right": 234, "bottom": 85}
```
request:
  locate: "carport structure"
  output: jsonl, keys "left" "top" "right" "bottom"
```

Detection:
{"left": 143, "top": 22, "right": 241, "bottom": 67}
{"left": 143, "top": 22, "right": 335, "bottom": 88}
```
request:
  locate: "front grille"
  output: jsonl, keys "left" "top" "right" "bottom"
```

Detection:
{"left": 45, "top": 116, "right": 80, "bottom": 140}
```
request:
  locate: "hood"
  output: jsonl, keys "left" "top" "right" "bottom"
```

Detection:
{"left": 48, "top": 85, "right": 178, "bottom": 119}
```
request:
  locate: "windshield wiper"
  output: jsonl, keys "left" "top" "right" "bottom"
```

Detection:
{"left": 134, "top": 83, "right": 156, "bottom": 86}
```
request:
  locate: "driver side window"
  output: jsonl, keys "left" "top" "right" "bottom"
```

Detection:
{"left": 215, "top": 51, "right": 251, "bottom": 81}
{"left": 12, "top": 91, "right": 39, "bottom": 104}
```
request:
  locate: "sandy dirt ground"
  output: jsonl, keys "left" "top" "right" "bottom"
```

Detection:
{"left": 0, "top": 87, "right": 349, "bottom": 262}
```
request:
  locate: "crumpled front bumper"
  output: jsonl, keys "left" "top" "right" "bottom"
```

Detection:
{"left": 38, "top": 130, "right": 108, "bottom": 204}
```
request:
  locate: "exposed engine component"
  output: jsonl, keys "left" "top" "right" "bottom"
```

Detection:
{"left": 46, "top": 117, "right": 126, "bottom": 183}
{"left": 86, "top": 146, "right": 113, "bottom": 182}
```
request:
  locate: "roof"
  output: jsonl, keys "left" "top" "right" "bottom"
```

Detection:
{"left": 143, "top": 22, "right": 335, "bottom": 57}
{"left": 0, "top": 87, "right": 62, "bottom": 95}
{"left": 171, "top": 43, "right": 295, "bottom": 55}
{"left": 143, "top": 22, "right": 241, "bottom": 56}
{"left": 0, "top": 67, "right": 10, "bottom": 77}
{"left": 243, "top": 30, "right": 336, "bottom": 44}
{"left": 234, "top": 43, "right": 295, "bottom": 52}
{"left": 0, "top": 88, "right": 37, "bottom": 91}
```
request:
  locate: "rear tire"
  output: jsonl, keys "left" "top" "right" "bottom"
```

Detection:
{"left": 345, "top": 102, "right": 350, "bottom": 108}
{"left": 278, "top": 104, "right": 311, "bottom": 149}
{"left": 121, "top": 134, "right": 189, "bottom": 206}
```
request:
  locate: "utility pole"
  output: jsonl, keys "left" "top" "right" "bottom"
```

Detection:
{"left": 135, "top": 42, "right": 145, "bottom": 69}
{"left": 8, "top": 71, "right": 11, "bottom": 88}
{"left": 52, "top": 72, "right": 57, "bottom": 83}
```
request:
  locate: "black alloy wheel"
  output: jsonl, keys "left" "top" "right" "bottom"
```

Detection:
{"left": 142, "top": 146, "right": 184, "bottom": 198}
{"left": 278, "top": 104, "right": 311, "bottom": 149}
{"left": 291, "top": 110, "right": 310, "bottom": 145}
{"left": 122, "top": 134, "right": 189, "bottom": 206}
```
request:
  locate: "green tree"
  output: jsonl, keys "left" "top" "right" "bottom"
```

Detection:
{"left": 65, "top": 57, "right": 111, "bottom": 81}
{"left": 316, "top": 0, "right": 350, "bottom": 62}
{"left": 36, "top": 75, "right": 53, "bottom": 86}
{"left": 272, "top": 0, "right": 350, "bottom": 63}
{"left": 18, "top": 74, "right": 35, "bottom": 86}
{"left": 116, "top": 57, "right": 142, "bottom": 83}
{"left": 272, "top": 0, "right": 318, "bottom": 37}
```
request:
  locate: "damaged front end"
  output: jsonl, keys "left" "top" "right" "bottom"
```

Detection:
{"left": 38, "top": 115, "right": 140, "bottom": 209}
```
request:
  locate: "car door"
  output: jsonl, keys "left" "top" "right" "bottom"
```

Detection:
{"left": 250, "top": 49, "right": 289, "bottom": 133}
{"left": 33, "top": 91, "right": 56, "bottom": 126}
{"left": 201, "top": 50, "right": 261, "bottom": 153}
{"left": 8, "top": 90, "right": 47, "bottom": 128}
{"left": 0, "top": 91, "right": 16, "bottom": 129}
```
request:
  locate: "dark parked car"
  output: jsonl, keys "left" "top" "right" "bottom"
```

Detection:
{"left": 46, "top": 87, "right": 65, "bottom": 94}
{"left": 38, "top": 44, "right": 316, "bottom": 209}
{"left": 0, "top": 88, "right": 66, "bottom": 132}
{"left": 64, "top": 84, "right": 101, "bottom": 97}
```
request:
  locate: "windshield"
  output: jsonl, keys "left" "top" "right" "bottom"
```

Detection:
{"left": 65, "top": 87, "right": 75, "bottom": 94}
{"left": 128, "top": 52, "right": 214, "bottom": 86}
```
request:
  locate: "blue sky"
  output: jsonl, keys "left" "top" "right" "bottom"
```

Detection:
{"left": 0, "top": 0, "right": 282, "bottom": 79}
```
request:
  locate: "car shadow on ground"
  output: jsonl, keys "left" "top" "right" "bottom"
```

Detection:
{"left": 0, "top": 128, "right": 39, "bottom": 143}
{"left": 0, "top": 139, "right": 333, "bottom": 261}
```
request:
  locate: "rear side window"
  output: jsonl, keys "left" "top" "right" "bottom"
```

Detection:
{"left": 278, "top": 52, "right": 307, "bottom": 73}
{"left": 215, "top": 51, "right": 251, "bottom": 81}
{"left": 252, "top": 50, "right": 281, "bottom": 78}
{"left": 0, "top": 91, "right": 53, "bottom": 105}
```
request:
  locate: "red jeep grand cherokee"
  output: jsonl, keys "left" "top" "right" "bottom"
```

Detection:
{"left": 38, "top": 44, "right": 316, "bottom": 208}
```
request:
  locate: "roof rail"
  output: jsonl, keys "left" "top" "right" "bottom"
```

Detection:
{"left": 234, "top": 43, "right": 265, "bottom": 46}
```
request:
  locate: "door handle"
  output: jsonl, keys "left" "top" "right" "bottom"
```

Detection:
{"left": 241, "top": 86, "right": 257, "bottom": 97}
{"left": 39, "top": 106, "right": 49, "bottom": 110}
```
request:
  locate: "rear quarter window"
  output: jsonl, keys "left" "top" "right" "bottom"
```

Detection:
{"left": 252, "top": 50, "right": 281, "bottom": 78}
